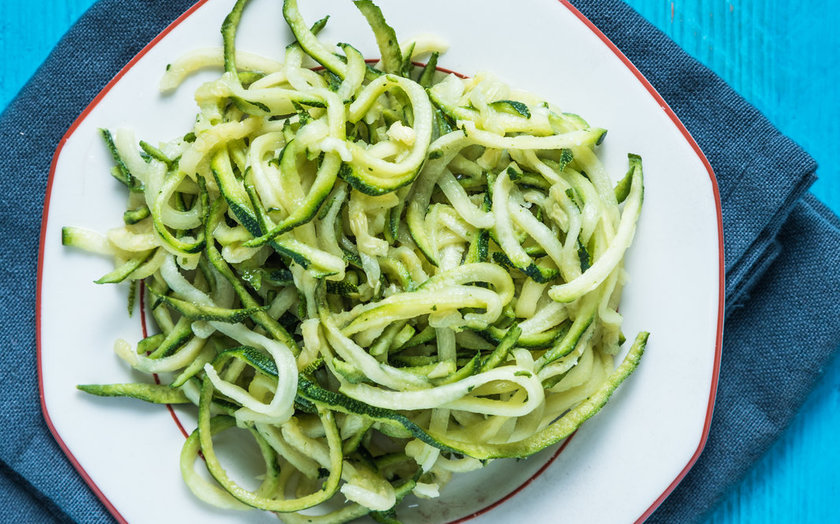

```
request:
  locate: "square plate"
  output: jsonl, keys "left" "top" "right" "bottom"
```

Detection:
{"left": 38, "top": 0, "right": 724, "bottom": 522}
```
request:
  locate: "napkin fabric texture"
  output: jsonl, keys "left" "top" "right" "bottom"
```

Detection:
{"left": 1, "top": 0, "right": 838, "bottom": 523}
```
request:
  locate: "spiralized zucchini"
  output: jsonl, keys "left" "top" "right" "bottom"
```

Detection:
{"left": 66, "top": 0, "right": 649, "bottom": 521}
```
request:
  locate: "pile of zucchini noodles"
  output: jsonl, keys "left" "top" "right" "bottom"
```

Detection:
{"left": 65, "top": 0, "right": 649, "bottom": 521}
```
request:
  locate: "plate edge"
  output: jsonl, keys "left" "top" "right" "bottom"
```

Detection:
{"left": 35, "top": 1, "right": 727, "bottom": 522}
{"left": 36, "top": 1, "right": 213, "bottom": 523}
{"left": 556, "top": 1, "right": 725, "bottom": 521}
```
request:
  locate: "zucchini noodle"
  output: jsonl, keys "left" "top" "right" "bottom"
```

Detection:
{"left": 65, "top": 0, "right": 649, "bottom": 521}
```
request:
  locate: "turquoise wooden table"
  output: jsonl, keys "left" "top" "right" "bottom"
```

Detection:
{"left": 3, "top": 1, "right": 838, "bottom": 522}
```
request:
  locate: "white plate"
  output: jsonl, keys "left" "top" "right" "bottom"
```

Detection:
{"left": 38, "top": 1, "right": 724, "bottom": 522}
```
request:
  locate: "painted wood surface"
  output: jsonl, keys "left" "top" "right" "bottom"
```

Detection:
{"left": 2, "top": 1, "right": 838, "bottom": 522}
{"left": 618, "top": 2, "right": 840, "bottom": 523}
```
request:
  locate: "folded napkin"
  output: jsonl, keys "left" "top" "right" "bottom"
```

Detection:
{"left": 1, "top": 1, "right": 838, "bottom": 522}
{"left": 571, "top": 3, "right": 840, "bottom": 522}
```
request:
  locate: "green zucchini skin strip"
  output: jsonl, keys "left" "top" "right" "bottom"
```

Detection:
{"left": 139, "top": 140, "right": 172, "bottom": 165}
{"left": 489, "top": 99, "right": 531, "bottom": 119}
{"left": 221, "top": 0, "right": 251, "bottom": 76}
{"left": 146, "top": 316, "right": 193, "bottom": 359}
{"left": 212, "top": 345, "right": 278, "bottom": 377}
{"left": 548, "top": 154, "right": 644, "bottom": 302}
{"left": 180, "top": 416, "right": 251, "bottom": 511}
{"left": 339, "top": 162, "right": 422, "bottom": 196}
{"left": 481, "top": 322, "right": 567, "bottom": 349}
{"left": 151, "top": 169, "right": 205, "bottom": 255}
{"left": 204, "top": 196, "right": 301, "bottom": 354}
{"left": 198, "top": 376, "right": 344, "bottom": 511}
{"left": 243, "top": 144, "right": 341, "bottom": 247}
{"left": 149, "top": 289, "right": 268, "bottom": 323}
{"left": 94, "top": 251, "right": 154, "bottom": 284}
{"left": 438, "top": 353, "right": 480, "bottom": 385}
{"left": 427, "top": 332, "right": 649, "bottom": 459}
{"left": 297, "top": 377, "right": 462, "bottom": 455}
{"left": 537, "top": 296, "right": 598, "bottom": 369}
{"left": 77, "top": 383, "right": 190, "bottom": 404}
{"left": 418, "top": 52, "right": 439, "bottom": 87}
{"left": 479, "top": 324, "right": 521, "bottom": 372}
{"left": 491, "top": 169, "right": 559, "bottom": 283}
{"left": 353, "top": 0, "right": 402, "bottom": 75}
{"left": 406, "top": 131, "right": 469, "bottom": 265}
{"left": 123, "top": 205, "right": 151, "bottom": 225}
{"left": 340, "top": 74, "right": 434, "bottom": 196}
{"left": 283, "top": 0, "right": 347, "bottom": 78}
{"left": 613, "top": 160, "right": 635, "bottom": 203}
{"left": 210, "top": 148, "right": 262, "bottom": 237}
{"left": 99, "top": 128, "right": 139, "bottom": 190}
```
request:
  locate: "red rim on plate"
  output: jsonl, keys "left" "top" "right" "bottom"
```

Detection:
{"left": 37, "top": 1, "right": 725, "bottom": 522}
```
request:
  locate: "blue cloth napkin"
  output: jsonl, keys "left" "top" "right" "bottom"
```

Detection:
{"left": 1, "top": 1, "right": 838, "bottom": 522}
